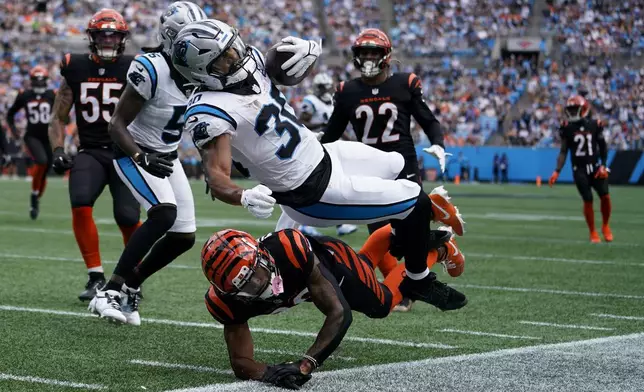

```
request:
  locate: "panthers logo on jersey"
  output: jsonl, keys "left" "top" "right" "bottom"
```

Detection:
{"left": 128, "top": 71, "right": 146, "bottom": 86}
{"left": 192, "top": 122, "right": 211, "bottom": 143}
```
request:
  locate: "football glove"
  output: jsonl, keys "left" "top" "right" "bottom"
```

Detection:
{"left": 549, "top": 170, "right": 559, "bottom": 187}
{"left": 52, "top": 147, "right": 73, "bottom": 174}
{"left": 277, "top": 37, "right": 321, "bottom": 79}
{"left": 241, "top": 184, "right": 276, "bottom": 219}
{"left": 134, "top": 152, "right": 173, "bottom": 179}
{"left": 423, "top": 145, "right": 451, "bottom": 174}
{"left": 1, "top": 154, "right": 11, "bottom": 167}
{"left": 594, "top": 165, "right": 610, "bottom": 179}
{"left": 262, "top": 362, "right": 312, "bottom": 390}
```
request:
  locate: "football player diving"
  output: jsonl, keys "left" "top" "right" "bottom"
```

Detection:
{"left": 174, "top": 19, "right": 467, "bottom": 316}
{"left": 201, "top": 224, "right": 466, "bottom": 390}
{"left": 549, "top": 95, "right": 612, "bottom": 243}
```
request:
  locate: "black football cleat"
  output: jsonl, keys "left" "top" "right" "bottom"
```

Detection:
{"left": 399, "top": 272, "right": 467, "bottom": 311}
{"left": 79, "top": 274, "right": 106, "bottom": 301}
{"left": 29, "top": 194, "right": 39, "bottom": 220}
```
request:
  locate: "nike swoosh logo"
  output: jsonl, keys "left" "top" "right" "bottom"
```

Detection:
{"left": 433, "top": 203, "right": 451, "bottom": 220}
{"left": 406, "top": 173, "right": 415, "bottom": 179}
{"left": 338, "top": 276, "right": 345, "bottom": 287}
{"left": 451, "top": 244, "right": 459, "bottom": 257}
{"left": 187, "top": 116, "right": 199, "bottom": 124}
{"left": 136, "top": 66, "right": 144, "bottom": 72}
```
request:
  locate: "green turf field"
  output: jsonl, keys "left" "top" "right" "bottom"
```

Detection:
{"left": 0, "top": 178, "right": 643, "bottom": 391}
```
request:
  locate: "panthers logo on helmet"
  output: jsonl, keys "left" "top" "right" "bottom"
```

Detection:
{"left": 165, "top": 5, "right": 179, "bottom": 17}
{"left": 128, "top": 71, "right": 146, "bottom": 86}
{"left": 174, "top": 40, "right": 190, "bottom": 67}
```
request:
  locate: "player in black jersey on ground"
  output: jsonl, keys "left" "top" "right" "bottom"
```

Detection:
{"left": 6, "top": 66, "right": 56, "bottom": 219}
{"left": 48, "top": 9, "right": 141, "bottom": 301}
{"left": 549, "top": 95, "right": 612, "bottom": 243}
{"left": 320, "top": 28, "right": 454, "bottom": 311}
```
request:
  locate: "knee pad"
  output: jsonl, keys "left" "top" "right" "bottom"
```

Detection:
{"left": 166, "top": 231, "right": 196, "bottom": 252}
{"left": 146, "top": 204, "right": 177, "bottom": 233}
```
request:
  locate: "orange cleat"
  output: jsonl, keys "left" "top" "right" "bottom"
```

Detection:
{"left": 429, "top": 186, "right": 466, "bottom": 236}
{"left": 437, "top": 226, "right": 465, "bottom": 277}
{"left": 602, "top": 225, "right": 613, "bottom": 242}
{"left": 590, "top": 231, "right": 601, "bottom": 244}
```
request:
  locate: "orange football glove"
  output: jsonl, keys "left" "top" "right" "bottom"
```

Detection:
{"left": 548, "top": 171, "right": 559, "bottom": 187}
{"left": 594, "top": 165, "right": 609, "bottom": 179}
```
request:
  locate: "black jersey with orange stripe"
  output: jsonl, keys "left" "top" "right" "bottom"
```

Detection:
{"left": 321, "top": 72, "right": 443, "bottom": 176}
{"left": 205, "top": 229, "right": 316, "bottom": 325}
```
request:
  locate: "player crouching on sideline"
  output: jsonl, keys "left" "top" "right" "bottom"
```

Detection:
{"left": 201, "top": 227, "right": 466, "bottom": 390}
{"left": 89, "top": 2, "right": 206, "bottom": 325}
{"left": 549, "top": 95, "right": 612, "bottom": 243}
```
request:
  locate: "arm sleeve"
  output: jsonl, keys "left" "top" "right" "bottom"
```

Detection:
{"left": 184, "top": 103, "right": 237, "bottom": 149}
{"left": 127, "top": 55, "right": 157, "bottom": 100}
{"left": 320, "top": 88, "right": 350, "bottom": 143}
{"left": 59, "top": 53, "right": 71, "bottom": 78}
{"left": 408, "top": 74, "right": 444, "bottom": 148}
{"left": 6, "top": 93, "right": 24, "bottom": 130}
{"left": 205, "top": 286, "right": 245, "bottom": 325}
{"left": 596, "top": 121, "right": 608, "bottom": 165}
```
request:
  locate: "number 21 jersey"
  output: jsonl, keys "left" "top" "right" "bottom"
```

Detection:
{"left": 60, "top": 53, "right": 133, "bottom": 149}
{"left": 559, "top": 118, "right": 605, "bottom": 172}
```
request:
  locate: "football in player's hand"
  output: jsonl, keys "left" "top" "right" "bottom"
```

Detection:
{"left": 265, "top": 44, "right": 315, "bottom": 86}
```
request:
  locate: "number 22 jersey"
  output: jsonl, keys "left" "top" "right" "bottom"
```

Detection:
{"left": 60, "top": 53, "right": 133, "bottom": 149}
{"left": 184, "top": 49, "right": 323, "bottom": 192}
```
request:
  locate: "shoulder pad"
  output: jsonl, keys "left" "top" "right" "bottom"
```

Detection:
{"left": 129, "top": 54, "right": 163, "bottom": 100}
{"left": 407, "top": 72, "right": 422, "bottom": 89}
{"left": 184, "top": 99, "right": 237, "bottom": 149}
{"left": 204, "top": 286, "right": 238, "bottom": 325}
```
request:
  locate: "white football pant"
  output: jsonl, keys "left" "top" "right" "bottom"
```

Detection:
{"left": 113, "top": 157, "right": 196, "bottom": 233}
{"left": 280, "top": 141, "right": 421, "bottom": 227}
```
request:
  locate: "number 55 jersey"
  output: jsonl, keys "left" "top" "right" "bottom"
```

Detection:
{"left": 61, "top": 53, "right": 134, "bottom": 149}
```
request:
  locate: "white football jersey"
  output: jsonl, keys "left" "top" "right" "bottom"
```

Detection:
{"left": 184, "top": 51, "right": 324, "bottom": 192}
{"left": 300, "top": 94, "right": 333, "bottom": 128}
{"left": 126, "top": 52, "right": 189, "bottom": 153}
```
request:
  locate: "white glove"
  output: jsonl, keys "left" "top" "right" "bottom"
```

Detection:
{"left": 315, "top": 131, "right": 324, "bottom": 141}
{"left": 423, "top": 145, "right": 451, "bottom": 174}
{"left": 241, "top": 184, "right": 276, "bottom": 219}
{"left": 276, "top": 36, "right": 321, "bottom": 78}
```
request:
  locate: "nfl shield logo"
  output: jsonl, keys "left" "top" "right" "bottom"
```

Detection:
{"left": 372, "top": 88, "right": 379, "bottom": 95}
{"left": 98, "top": 68, "right": 105, "bottom": 76}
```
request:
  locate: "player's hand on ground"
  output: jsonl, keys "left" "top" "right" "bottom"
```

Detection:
{"left": 134, "top": 152, "right": 173, "bottom": 179}
{"left": 52, "top": 147, "right": 73, "bottom": 174}
{"left": 549, "top": 171, "right": 559, "bottom": 187}
{"left": 277, "top": 37, "right": 321, "bottom": 78}
{"left": 262, "top": 361, "right": 312, "bottom": 390}
{"left": 594, "top": 165, "right": 610, "bottom": 179}
{"left": 423, "top": 145, "right": 451, "bottom": 173}
{"left": 241, "top": 184, "right": 276, "bottom": 219}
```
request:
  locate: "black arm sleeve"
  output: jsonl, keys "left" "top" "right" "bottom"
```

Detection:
{"left": 596, "top": 122, "right": 608, "bottom": 165}
{"left": 409, "top": 76, "right": 444, "bottom": 148}
{"left": 6, "top": 93, "right": 24, "bottom": 136}
{"left": 320, "top": 90, "right": 350, "bottom": 144}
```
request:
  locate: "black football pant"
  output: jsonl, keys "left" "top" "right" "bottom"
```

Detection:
{"left": 69, "top": 148, "right": 140, "bottom": 226}
{"left": 574, "top": 169, "right": 609, "bottom": 202}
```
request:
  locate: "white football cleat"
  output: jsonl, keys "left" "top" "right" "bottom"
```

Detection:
{"left": 121, "top": 286, "right": 142, "bottom": 326}
{"left": 88, "top": 289, "right": 126, "bottom": 324}
{"left": 336, "top": 224, "right": 358, "bottom": 236}
{"left": 299, "top": 225, "right": 323, "bottom": 237}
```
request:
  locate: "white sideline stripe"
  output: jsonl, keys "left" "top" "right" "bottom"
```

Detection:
{"left": 0, "top": 253, "right": 199, "bottom": 270}
{"left": 469, "top": 252, "right": 644, "bottom": 267}
{"left": 254, "top": 349, "right": 356, "bottom": 362}
{"left": 590, "top": 313, "right": 644, "bottom": 321}
{"left": 129, "top": 360, "right": 233, "bottom": 375}
{"left": 0, "top": 373, "right": 106, "bottom": 390}
{"left": 439, "top": 328, "right": 542, "bottom": 340}
{"left": 453, "top": 284, "right": 644, "bottom": 300}
{"left": 1, "top": 219, "right": 642, "bottom": 247}
{"left": 162, "top": 332, "right": 644, "bottom": 392}
{"left": 519, "top": 321, "right": 615, "bottom": 331}
{"left": 0, "top": 305, "right": 453, "bottom": 349}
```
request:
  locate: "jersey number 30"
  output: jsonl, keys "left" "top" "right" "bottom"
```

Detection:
{"left": 254, "top": 86, "right": 302, "bottom": 159}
